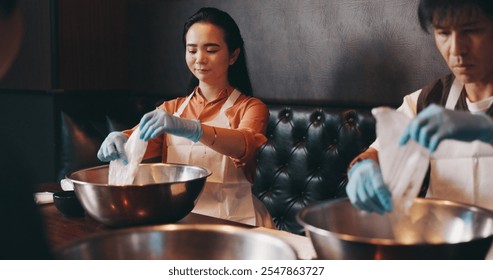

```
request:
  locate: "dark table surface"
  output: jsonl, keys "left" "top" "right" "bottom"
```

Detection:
{"left": 36, "top": 182, "right": 250, "bottom": 250}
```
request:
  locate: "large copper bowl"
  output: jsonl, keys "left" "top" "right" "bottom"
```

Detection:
{"left": 297, "top": 198, "right": 493, "bottom": 259}
{"left": 67, "top": 163, "right": 211, "bottom": 227}
{"left": 55, "top": 224, "right": 298, "bottom": 260}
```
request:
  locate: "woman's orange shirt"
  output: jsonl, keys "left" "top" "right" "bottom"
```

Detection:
{"left": 124, "top": 89, "right": 269, "bottom": 183}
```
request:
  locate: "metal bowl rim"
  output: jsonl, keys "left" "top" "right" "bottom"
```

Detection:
{"left": 297, "top": 197, "right": 493, "bottom": 246}
{"left": 66, "top": 162, "right": 212, "bottom": 187}
{"left": 54, "top": 224, "right": 298, "bottom": 259}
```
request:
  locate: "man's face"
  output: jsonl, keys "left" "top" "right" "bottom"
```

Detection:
{"left": 433, "top": 7, "right": 493, "bottom": 85}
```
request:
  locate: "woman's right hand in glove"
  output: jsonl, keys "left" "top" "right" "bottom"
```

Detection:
{"left": 97, "top": 131, "right": 128, "bottom": 164}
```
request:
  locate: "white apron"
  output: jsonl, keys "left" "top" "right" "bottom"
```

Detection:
{"left": 166, "top": 90, "right": 258, "bottom": 225}
{"left": 428, "top": 78, "right": 493, "bottom": 210}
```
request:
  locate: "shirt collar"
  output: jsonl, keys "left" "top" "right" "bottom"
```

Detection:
{"left": 194, "top": 86, "right": 231, "bottom": 104}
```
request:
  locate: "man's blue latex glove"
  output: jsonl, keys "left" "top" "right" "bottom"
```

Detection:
{"left": 139, "top": 108, "right": 203, "bottom": 142}
{"left": 97, "top": 131, "right": 128, "bottom": 164}
{"left": 346, "top": 159, "right": 392, "bottom": 215}
{"left": 399, "top": 104, "right": 493, "bottom": 152}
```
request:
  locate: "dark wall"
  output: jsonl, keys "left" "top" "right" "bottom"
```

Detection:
{"left": 0, "top": 0, "right": 52, "bottom": 90}
{"left": 128, "top": 0, "right": 449, "bottom": 106}
{"left": 0, "top": 0, "right": 130, "bottom": 184}
{"left": 0, "top": 0, "right": 129, "bottom": 91}
{"left": 58, "top": 0, "right": 129, "bottom": 90}
{"left": 0, "top": 91, "right": 56, "bottom": 184}
{"left": 0, "top": 0, "right": 452, "bottom": 184}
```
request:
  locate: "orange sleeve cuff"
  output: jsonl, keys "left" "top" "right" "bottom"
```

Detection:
{"left": 233, "top": 128, "right": 267, "bottom": 165}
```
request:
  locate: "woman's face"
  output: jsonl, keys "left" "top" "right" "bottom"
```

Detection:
{"left": 185, "top": 22, "right": 239, "bottom": 87}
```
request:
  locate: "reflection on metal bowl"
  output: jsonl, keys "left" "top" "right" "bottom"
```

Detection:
{"left": 55, "top": 224, "right": 298, "bottom": 260}
{"left": 67, "top": 163, "right": 211, "bottom": 227}
{"left": 297, "top": 198, "right": 493, "bottom": 259}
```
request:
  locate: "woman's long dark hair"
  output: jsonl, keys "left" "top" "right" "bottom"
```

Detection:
{"left": 183, "top": 7, "right": 253, "bottom": 96}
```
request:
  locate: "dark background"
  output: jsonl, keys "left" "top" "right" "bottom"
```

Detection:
{"left": 0, "top": 0, "right": 449, "bottom": 185}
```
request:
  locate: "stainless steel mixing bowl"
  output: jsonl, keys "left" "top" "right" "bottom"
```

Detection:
{"left": 297, "top": 198, "right": 493, "bottom": 259}
{"left": 67, "top": 163, "right": 211, "bottom": 227}
{"left": 55, "top": 224, "right": 298, "bottom": 260}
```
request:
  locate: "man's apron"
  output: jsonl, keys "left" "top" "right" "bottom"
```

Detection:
{"left": 428, "top": 78, "right": 493, "bottom": 210}
{"left": 166, "top": 90, "right": 257, "bottom": 225}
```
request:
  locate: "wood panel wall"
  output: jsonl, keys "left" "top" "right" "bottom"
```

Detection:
{"left": 0, "top": 0, "right": 52, "bottom": 90}
{"left": 58, "top": 0, "right": 128, "bottom": 90}
{"left": 0, "top": 0, "right": 128, "bottom": 91}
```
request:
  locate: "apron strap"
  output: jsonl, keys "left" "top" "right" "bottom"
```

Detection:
{"left": 174, "top": 92, "right": 195, "bottom": 117}
{"left": 445, "top": 77, "right": 463, "bottom": 110}
{"left": 220, "top": 90, "right": 241, "bottom": 113}
{"left": 420, "top": 77, "right": 464, "bottom": 198}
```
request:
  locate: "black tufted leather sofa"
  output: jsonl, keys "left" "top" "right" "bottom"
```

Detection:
{"left": 253, "top": 104, "right": 376, "bottom": 234}
{"left": 55, "top": 94, "right": 376, "bottom": 234}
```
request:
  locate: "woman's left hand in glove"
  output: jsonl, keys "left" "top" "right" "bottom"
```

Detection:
{"left": 139, "top": 108, "right": 203, "bottom": 142}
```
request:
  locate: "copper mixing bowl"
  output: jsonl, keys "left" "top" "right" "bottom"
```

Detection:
{"left": 297, "top": 198, "right": 493, "bottom": 259}
{"left": 67, "top": 163, "right": 211, "bottom": 227}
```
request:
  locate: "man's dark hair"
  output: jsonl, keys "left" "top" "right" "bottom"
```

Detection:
{"left": 0, "top": 0, "right": 17, "bottom": 18}
{"left": 182, "top": 7, "right": 253, "bottom": 96}
{"left": 418, "top": 0, "right": 493, "bottom": 33}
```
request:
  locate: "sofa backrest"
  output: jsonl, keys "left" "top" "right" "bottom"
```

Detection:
{"left": 253, "top": 104, "right": 376, "bottom": 234}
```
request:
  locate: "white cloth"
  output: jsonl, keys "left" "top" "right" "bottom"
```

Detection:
{"left": 33, "top": 192, "right": 54, "bottom": 204}
{"left": 60, "top": 179, "right": 74, "bottom": 191}
{"left": 370, "top": 89, "right": 421, "bottom": 151}
{"left": 371, "top": 107, "right": 430, "bottom": 213}
{"left": 108, "top": 127, "right": 148, "bottom": 185}
{"left": 166, "top": 90, "right": 258, "bottom": 226}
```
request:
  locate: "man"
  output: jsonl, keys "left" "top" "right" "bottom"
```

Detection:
{"left": 0, "top": 0, "right": 52, "bottom": 259}
{"left": 347, "top": 0, "right": 493, "bottom": 214}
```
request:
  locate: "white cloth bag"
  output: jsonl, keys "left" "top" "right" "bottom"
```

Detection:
{"left": 108, "top": 127, "right": 148, "bottom": 185}
{"left": 372, "top": 107, "right": 430, "bottom": 212}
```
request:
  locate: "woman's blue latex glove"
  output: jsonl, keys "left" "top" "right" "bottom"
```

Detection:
{"left": 97, "top": 131, "right": 128, "bottom": 164}
{"left": 139, "top": 109, "right": 203, "bottom": 142}
{"left": 399, "top": 104, "right": 493, "bottom": 152}
{"left": 346, "top": 159, "right": 392, "bottom": 215}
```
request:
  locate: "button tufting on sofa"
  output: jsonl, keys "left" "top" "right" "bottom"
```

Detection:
{"left": 253, "top": 104, "right": 376, "bottom": 235}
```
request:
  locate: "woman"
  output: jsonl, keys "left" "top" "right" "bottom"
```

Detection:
{"left": 98, "top": 7, "right": 274, "bottom": 227}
